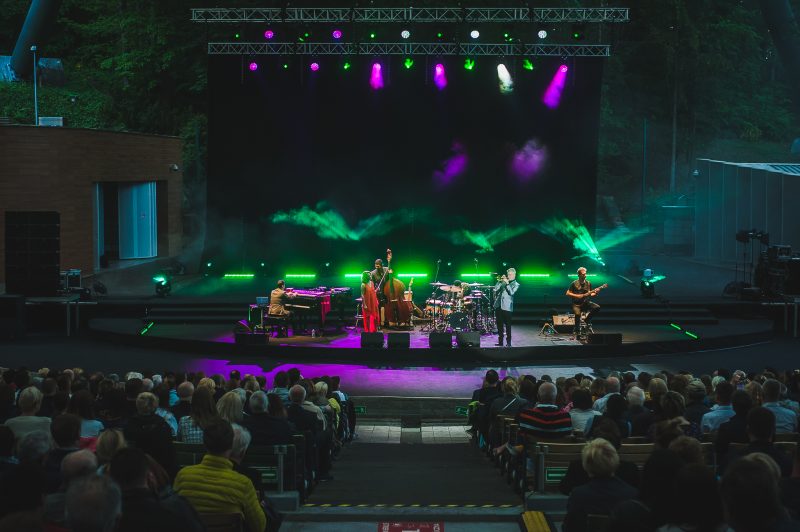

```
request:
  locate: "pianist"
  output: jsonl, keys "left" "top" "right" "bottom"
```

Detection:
{"left": 269, "top": 280, "right": 296, "bottom": 318}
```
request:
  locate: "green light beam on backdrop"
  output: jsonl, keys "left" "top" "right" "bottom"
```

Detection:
{"left": 448, "top": 225, "right": 532, "bottom": 253}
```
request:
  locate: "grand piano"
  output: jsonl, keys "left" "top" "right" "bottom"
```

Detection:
{"left": 253, "top": 287, "right": 352, "bottom": 335}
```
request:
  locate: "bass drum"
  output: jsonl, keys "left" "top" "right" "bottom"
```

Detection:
{"left": 448, "top": 311, "right": 470, "bottom": 331}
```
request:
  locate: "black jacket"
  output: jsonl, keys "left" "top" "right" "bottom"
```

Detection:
{"left": 123, "top": 414, "right": 176, "bottom": 477}
{"left": 243, "top": 413, "right": 294, "bottom": 447}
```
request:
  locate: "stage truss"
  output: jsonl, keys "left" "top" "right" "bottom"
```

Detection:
{"left": 191, "top": 7, "right": 630, "bottom": 24}
{"left": 207, "top": 42, "right": 611, "bottom": 57}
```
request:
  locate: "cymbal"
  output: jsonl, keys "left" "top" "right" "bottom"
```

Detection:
{"left": 439, "top": 285, "right": 460, "bottom": 292}
{"left": 465, "top": 282, "right": 484, "bottom": 287}
{"left": 430, "top": 282, "right": 449, "bottom": 286}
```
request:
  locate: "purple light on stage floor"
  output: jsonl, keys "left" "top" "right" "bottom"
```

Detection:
{"left": 310, "top": 62, "right": 320, "bottom": 71}
{"left": 332, "top": 29, "right": 343, "bottom": 40}
{"left": 542, "top": 64, "right": 568, "bottom": 109}
{"left": 264, "top": 30, "right": 274, "bottom": 40}
{"left": 433, "top": 63, "right": 447, "bottom": 90}
{"left": 248, "top": 62, "right": 258, "bottom": 71}
{"left": 509, "top": 138, "right": 548, "bottom": 182}
{"left": 370, "top": 62, "right": 384, "bottom": 90}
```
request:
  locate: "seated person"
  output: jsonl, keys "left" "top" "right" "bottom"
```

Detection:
{"left": 562, "top": 438, "right": 638, "bottom": 531}
{"left": 174, "top": 419, "right": 266, "bottom": 532}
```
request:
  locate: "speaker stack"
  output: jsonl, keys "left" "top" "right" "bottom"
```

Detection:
{"left": 5, "top": 212, "right": 61, "bottom": 296}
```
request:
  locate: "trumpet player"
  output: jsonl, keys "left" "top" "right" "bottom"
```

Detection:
{"left": 493, "top": 268, "right": 520, "bottom": 347}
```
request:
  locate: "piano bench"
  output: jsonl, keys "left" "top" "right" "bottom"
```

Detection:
{"left": 265, "top": 315, "right": 290, "bottom": 338}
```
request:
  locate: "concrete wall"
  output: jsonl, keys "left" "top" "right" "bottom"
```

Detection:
{"left": 0, "top": 125, "right": 183, "bottom": 282}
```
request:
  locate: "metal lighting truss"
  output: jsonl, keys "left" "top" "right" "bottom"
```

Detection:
{"left": 207, "top": 41, "right": 611, "bottom": 57}
{"left": 192, "top": 7, "right": 629, "bottom": 24}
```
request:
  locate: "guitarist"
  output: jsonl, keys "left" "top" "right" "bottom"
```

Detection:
{"left": 565, "top": 267, "right": 603, "bottom": 337}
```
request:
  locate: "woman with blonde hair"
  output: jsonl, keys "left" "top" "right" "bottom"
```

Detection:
{"left": 216, "top": 390, "right": 244, "bottom": 425}
{"left": 95, "top": 429, "right": 126, "bottom": 470}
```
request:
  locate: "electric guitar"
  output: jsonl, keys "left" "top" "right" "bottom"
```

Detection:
{"left": 570, "top": 283, "right": 608, "bottom": 304}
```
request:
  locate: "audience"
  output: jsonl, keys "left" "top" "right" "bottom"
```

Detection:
{"left": 45, "top": 413, "right": 83, "bottom": 493}
{"left": 568, "top": 388, "right": 600, "bottom": 433}
{"left": 217, "top": 390, "right": 245, "bottom": 425}
{"left": 43, "top": 449, "right": 98, "bottom": 526}
{"left": 68, "top": 390, "right": 105, "bottom": 439}
{"left": 721, "top": 453, "right": 794, "bottom": 531}
{"left": 516, "top": 382, "right": 572, "bottom": 439}
{"left": 179, "top": 386, "right": 220, "bottom": 444}
{"left": 267, "top": 371, "right": 291, "bottom": 404}
{"left": 172, "top": 381, "right": 194, "bottom": 421}
{"left": 701, "top": 381, "right": 736, "bottom": 433}
{"left": 562, "top": 438, "right": 638, "bottom": 531}
{"left": 243, "top": 391, "right": 294, "bottom": 446}
{"left": 715, "top": 390, "right": 753, "bottom": 457}
{"left": 722, "top": 406, "right": 793, "bottom": 478}
{"left": 5, "top": 386, "right": 51, "bottom": 442}
{"left": 123, "top": 392, "right": 176, "bottom": 477}
{"left": 763, "top": 379, "right": 798, "bottom": 434}
{"left": 174, "top": 419, "right": 267, "bottom": 532}
{"left": 65, "top": 474, "right": 121, "bottom": 532}
{"left": 592, "top": 376, "right": 621, "bottom": 413}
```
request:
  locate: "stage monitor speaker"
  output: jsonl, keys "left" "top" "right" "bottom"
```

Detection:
{"left": 587, "top": 333, "right": 622, "bottom": 346}
{"left": 456, "top": 331, "right": 481, "bottom": 348}
{"left": 387, "top": 332, "right": 410, "bottom": 349}
{"left": 429, "top": 332, "right": 452, "bottom": 348}
{"left": 361, "top": 332, "right": 384, "bottom": 349}
{"left": 234, "top": 331, "right": 268, "bottom": 346}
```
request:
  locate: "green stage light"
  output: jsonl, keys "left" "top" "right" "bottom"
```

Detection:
{"left": 522, "top": 59, "right": 534, "bottom": 71}
{"left": 568, "top": 274, "right": 599, "bottom": 278}
{"left": 404, "top": 57, "right": 414, "bottom": 69}
{"left": 285, "top": 274, "right": 316, "bottom": 279}
{"left": 234, "top": 33, "right": 240, "bottom": 39}
{"left": 283, "top": 63, "right": 289, "bottom": 69}
{"left": 519, "top": 273, "right": 550, "bottom": 278}
{"left": 343, "top": 62, "right": 351, "bottom": 70}
{"left": 464, "top": 58, "right": 475, "bottom": 70}
{"left": 344, "top": 273, "right": 362, "bottom": 278}
{"left": 436, "top": 32, "right": 443, "bottom": 39}
{"left": 206, "top": 262, "right": 212, "bottom": 268}
{"left": 396, "top": 273, "right": 427, "bottom": 278}
{"left": 260, "top": 262, "right": 265, "bottom": 267}
{"left": 152, "top": 275, "right": 167, "bottom": 284}
{"left": 369, "top": 32, "right": 376, "bottom": 39}
{"left": 670, "top": 323, "right": 682, "bottom": 330}
{"left": 223, "top": 273, "right": 255, "bottom": 279}
{"left": 684, "top": 331, "right": 699, "bottom": 339}
{"left": 139, "top": 322, "right": 154, "bottom": 336}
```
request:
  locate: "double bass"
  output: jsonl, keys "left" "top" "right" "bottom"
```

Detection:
{"left": 380, "top": 248, "right": 412, "bottom": 326}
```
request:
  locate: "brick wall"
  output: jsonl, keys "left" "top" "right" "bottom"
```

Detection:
{"left": 0, "top": 126, "right": 183, "bottom": 282}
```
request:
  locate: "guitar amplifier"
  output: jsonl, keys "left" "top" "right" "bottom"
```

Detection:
{"left": 552, "top": 314, "right": 575, "bottom": 333}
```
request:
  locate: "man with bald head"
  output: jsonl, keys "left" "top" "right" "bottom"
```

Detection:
{"left": 592, "top": 376, "right": 621, "bottom": 413}
{"left": 516, "top": 382, "right": 572, "bottom": 439}
{"left": 43, "top": 449, "right": 98, "bottom": 526}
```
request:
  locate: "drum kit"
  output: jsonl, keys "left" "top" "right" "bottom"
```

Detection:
{"left": 421, "top": 281, "right": 496, "bottom": 334}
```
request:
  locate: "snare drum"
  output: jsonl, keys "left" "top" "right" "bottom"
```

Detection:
{"left": 425, "top": 299, "right": 452, "bottom": 317}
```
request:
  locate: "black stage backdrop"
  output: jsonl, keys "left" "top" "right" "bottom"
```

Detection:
{"left": 206, "top": 55, "right": 602, "bottom": 276}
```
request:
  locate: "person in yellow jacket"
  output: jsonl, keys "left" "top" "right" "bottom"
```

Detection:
{"left": 174, "top": 419, "right": 266, "bottom": 532}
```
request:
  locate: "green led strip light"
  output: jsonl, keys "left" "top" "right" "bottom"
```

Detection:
{"left": 285, "top": 274, "right": 316, "bottom": 278}
{"left": 461, "top": 273, "right": 492, "bottom": 277}
{"left": 223, "top": 273, "right": 255, "bottom": 279}
{"left": 568, "top": 274, "right": 599, "bottom": 277}
{"left": 139, "top": 322, "right": 154, "bottom": 335}
{"left": 519, "top": 273, "right": 551, "bottom": 278}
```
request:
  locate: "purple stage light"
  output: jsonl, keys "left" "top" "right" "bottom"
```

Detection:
{"left": 370, "top": 62, "right": 384, "bottom": 90}
{"left": 509, "top": 138, "right": 548, "bottom": 182}
{"left": 332, "top": 29, "right": 343, "bottom": 40}
{"left": 433, "top": 63, "right": 448, "bottom": 90}
{"left": 248, "top": 62, "right": 258, "bottom": 71}
{"left": 264, "top": 30, "right": 274, "bottom": 40}
{"left": 310, "top": 62, "right": 320, "bottom": 71}
{"left": 542, "top": 64, "right": 568, "bottom": 109}
{"left": 433, "top": 141, "right": 468, "bottom": 187}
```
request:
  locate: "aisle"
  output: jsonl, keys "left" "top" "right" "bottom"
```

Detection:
{"left": 307, "top": 442, "right": 521, "bottom": 506}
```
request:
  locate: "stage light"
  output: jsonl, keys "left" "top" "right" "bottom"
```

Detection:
{"left": 223, "top": 273, "right": 255, "bottom": 279}
{"left": 404, "top": 57, "right": 414, "bottom": 69}
{"left": 234, "top": 33, "right": 240, "bottom": 39}
{"left": 464, "top": 58, "right": 475, "bottom": 70}
{"left": 153, "top": 274, "right": 171, "bottom": 297}
{"left": 370, "top": 62, "right": 384, "bottom": 90}
{"left": 310, "top": 62, "right": 320, "bottom": 71}
{"left": 497, "top": 63, "right": 513, "bottom": 94}
{"left": 522, "top": 59, "right": 534, "bottom": 71}
{"left": 572, "top": 25, "right": 585, "bottom": 40}
{"left": 538, "top": 29, "right": 548, "bottom": 39}
{"left": 543, "top": 64, "right": 568, "bottom": 109}
{"left": 260, "top": 262, "right": 265, "bottom": 267}
{"left": 369, "top": 32, "right": 377, "bottom": 39}
{"left": 343, "top": 61, "right": 351, "bottom": 70}
{"left": 206, "top": 262, "right": 212, "bottom": 268}
{"left": 282, "top": 63, "right": 289, "bottom": 70}
{"left": 434, "top": 63, "right": 447, "bottom": 90}
{"left": 640, "top": 280, "right": 655, "bottom": 298}
{"left": 264, "top": 30, "right": 274, "bottom": 40}
{"left": 285, "top": 274, "right": 316, "bottom": 279}
{"left": 248, "top": 62, "right": 258, "bottom": 72}
{"left": 436, "top": 32, "right": 444, "bottom": 39}
{"left": 332, "top": 29, "right": 343, "bottom": 40}
{"left": 401, "top": 30, "right": 411, "bottom": 39}
{"left": 470, "top": 30, "right": 480, "bottom": 39}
